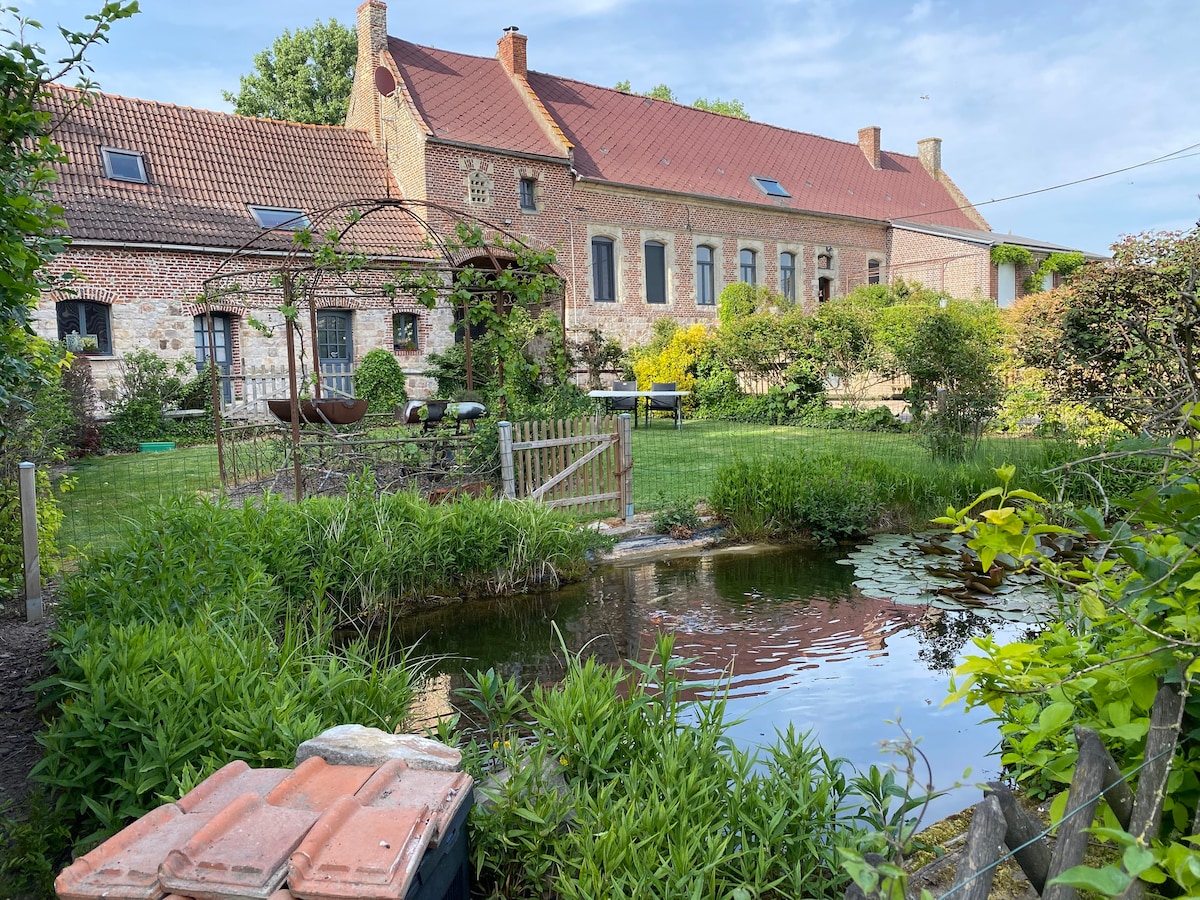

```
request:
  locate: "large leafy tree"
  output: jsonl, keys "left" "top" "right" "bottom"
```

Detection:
{"left": 1020, "top": 227, "right": 1200, "bottom": 432}
{"left": 223, "top": 19, "right": 355, "bottom": 125}
{"left": 0, "top": 1, "right": 138, "bottom": 443}
{"left": 614, "top": 80, "right": 750, "bottom": 119}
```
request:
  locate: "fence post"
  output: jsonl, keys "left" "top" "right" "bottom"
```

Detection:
{"left": 498, "top": 421, "right": 516, "bottom": 499}
{"left": 618, "top": 413, "right": 633, "bottom": 522}
{"left": 18, "top": 462, "right": 43, "bottom": 623}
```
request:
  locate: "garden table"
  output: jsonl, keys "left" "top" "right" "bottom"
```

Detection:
{"left": 586, "top": 389, "right": 690, "bottom": 430}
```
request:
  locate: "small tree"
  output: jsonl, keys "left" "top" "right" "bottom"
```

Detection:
{"left": 223, "top": 19, "right": 356, "bottom": 125}
{"left": 893, "top": 301, "right": 1002, "bottom": 459}
{"left": 0, "top": 1, "right": 137, "bottom": 444}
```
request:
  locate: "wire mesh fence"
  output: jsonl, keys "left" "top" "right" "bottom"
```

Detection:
{"left": 35, "top": 410, "right": 1069, "bottom": 579}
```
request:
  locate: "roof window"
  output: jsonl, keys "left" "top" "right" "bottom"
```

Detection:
{"left": 249, "top": 205, "right": 310, "bottom": 230}
{"left": 101, "top": 147, "right": 147, "bottom": 183}
{"left": 751, "top": 176, "right": 789, "bottom": 197}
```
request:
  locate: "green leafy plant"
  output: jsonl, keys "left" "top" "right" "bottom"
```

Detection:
{"left": 990, "top": 243, "right": 1034, "bottom": 268}
{"left": 650, "top": 493, "right": 702, "bottom": 537}
{"left": 354, "top": 347, "right": 408, "bottom": 413}
{"left": 460, "top": 633, "right": 863, "bottom": 900}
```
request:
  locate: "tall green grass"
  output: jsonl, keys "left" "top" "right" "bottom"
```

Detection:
{"left": 33, "top": 488, "right": 606, "bottom": 855}
{"left": 707, "top": 442, "right": 1092, "bottom": 542}
{"left": 462, "top": 635, "right": 863, "bottom": 899}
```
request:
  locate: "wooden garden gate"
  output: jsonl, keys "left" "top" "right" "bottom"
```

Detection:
{"left": 498, "top": 415, "right": 633, "bottom": 521}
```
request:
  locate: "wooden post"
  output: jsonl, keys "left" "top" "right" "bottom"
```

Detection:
{"left": 985, "top": 781, "right": 1053, "bottom": 894}
{"left": 1117, "top": 682, "right": 1185, "bottom": 900}
{"left": 1044, "top": 727, "right": 1113, "bottom": 900}
{"left": 498, "top": 421, "right": 515, "bottom": 499}
{"left": 617, "top": 413, "right": 633, "bottom": 522}
{"left": 18, "top": 462, "right": 43, "bottom": 623}
{"left": 948, "top": 793, "right": 1007, "bottom": 900}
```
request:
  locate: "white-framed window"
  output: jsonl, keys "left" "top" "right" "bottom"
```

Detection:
{"left": 519, "top": 178, "right": 537, "bottom": 212}
{"left": 101, "top": 147, "right": 147, "bottom": 183}
{"left": 739, "top": 248, "right": 757, "bottom": 284}
{"left": 393, "top": 312, "right": 419, "bottom": 351}
{"left": 867, "top": 259, "right": 881, "bottom": 285}
{"left": 780, "top": 252, "right": 796, "bottom": 300}
{"left": 249, "top": 205, "right": 310, "bottom": 230}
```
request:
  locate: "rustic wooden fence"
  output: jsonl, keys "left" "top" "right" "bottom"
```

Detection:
{"left": 498, "top": 415, "right": 633, "bottom": 521}
{"left": 849, "top": 680, "right": 1186, "bottom": 899}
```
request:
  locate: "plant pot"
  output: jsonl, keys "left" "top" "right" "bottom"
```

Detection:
{"left": 267, "top": 397, "right": 369, "bottom": 425}
{"left": 139, "top": 441, "right": 176, "bottom": 453}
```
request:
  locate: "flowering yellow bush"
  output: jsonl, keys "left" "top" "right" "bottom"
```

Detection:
{"left": 630, "top": 322, "right": 712, "bottom": 406}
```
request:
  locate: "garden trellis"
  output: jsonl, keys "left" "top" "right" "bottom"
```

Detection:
{"left": 198, "top": 197, "right": 564, "bottom": 500}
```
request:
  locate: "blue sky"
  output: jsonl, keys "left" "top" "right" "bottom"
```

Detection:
{"left": 24, "top": 0, "right": 1200, "bottom": 255}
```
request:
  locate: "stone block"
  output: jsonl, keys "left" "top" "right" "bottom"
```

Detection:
{"left": 295, "top": 724, "right": 463, "bottom": 772}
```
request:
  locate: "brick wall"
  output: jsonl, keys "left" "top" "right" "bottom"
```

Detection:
{"left": 419, "top": 142, "right": 893, "bottom": 345}
{"left": 888, "top": 230, "right": 993, "bottom": 299}
{"left": 39, "top": 246, "right": 453, "bottom": 398}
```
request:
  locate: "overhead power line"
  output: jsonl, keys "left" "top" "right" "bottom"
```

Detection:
{"left": 901, "top": 140, "right": 1200, "bottom": 222}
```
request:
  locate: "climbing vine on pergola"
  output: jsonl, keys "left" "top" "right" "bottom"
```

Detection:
{"left": 198, "top": 197, "right": 564, "bottom": 496}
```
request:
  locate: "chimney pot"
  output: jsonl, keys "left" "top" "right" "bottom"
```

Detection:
{"left": 918, "top": 137, "right": 942, "bottom": 180}
{"left": 498, "top": 26, "right": 528, "bottom": 78}
{"left": 858, "top": 126, "right": 881, "bottom": 170}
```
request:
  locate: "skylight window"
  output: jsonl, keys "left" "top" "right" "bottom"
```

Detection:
{"left": 101, "top": 147, "right": 147, "bottom": 183}
{"left": 751, "top": 176, "right": 790, "bottom": 198}
{"left": 249, "top": 205, "right": 310, "bottom": 230}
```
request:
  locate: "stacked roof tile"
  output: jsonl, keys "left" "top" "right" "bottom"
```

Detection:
{"left": 55, "top": 757, "right": 473, "bottom": 900}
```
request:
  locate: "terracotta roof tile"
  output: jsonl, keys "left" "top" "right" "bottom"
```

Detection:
{"left": 159, "top": 793, "right": 320, "bottom": 900}
{"left": 388, "top": 39, "right": 566, "bottom": 159}
{"left": 287, "top": 795, "right": 432, "bottom": 900}
{"left": 525, "top": 73, "right": 979, "bottom": 228}
{"left": 56, "top": 759, "right": 474, "bottom": 900}
{"left": 44, "top": 86, "right": 424, "bottom": 253}
{"left": 55, "top": 803, "right": 211, "bottom": 900}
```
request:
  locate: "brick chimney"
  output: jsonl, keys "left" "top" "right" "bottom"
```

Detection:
{"left": 918, "top": 137, "right": 942, "bottom": 180}
{"left": 497, "top": 26, "right": 527, "bottom": 78}
{"left": 858, "top": 126, "right": 881, "bottom": 169}
{"left": 346, "top": 1, "right": 388, "bottom": 138}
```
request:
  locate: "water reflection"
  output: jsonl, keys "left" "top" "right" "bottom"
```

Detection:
{"left": 392, "top": 544, "right": 1020, "bottom": 819}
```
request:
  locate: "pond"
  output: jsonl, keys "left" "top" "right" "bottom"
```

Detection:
{"left": 395, "top": 542, "right": 1035, "bottom": 821}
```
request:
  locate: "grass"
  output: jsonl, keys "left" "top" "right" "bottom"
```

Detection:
{"left": 57, "top": 446, "right": 221, "bottom": 552}
{"left": 630, "top": 419, "right": 1060, "bottom": 512}
{"left": 54, "top": 421, "right": 1063, "bottom": 555}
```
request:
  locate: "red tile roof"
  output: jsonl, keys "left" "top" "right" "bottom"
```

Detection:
{"left": 43, "top": 86, "right": 425, "bottom": 253}
{"left": 388, "top": 39, "right": 566, "bottom": 159}
{"left": 531, "top": 74, "right": 980, "bottom": 228}
{"left": 385, "top": 39, "right": 981, "bottom": 228}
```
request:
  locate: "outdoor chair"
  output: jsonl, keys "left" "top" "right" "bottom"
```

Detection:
{"left": 607, "top": 380, "right": 639, "bottom": 427}
{"left": 646, "top": 381, "right": 679, "bottom": 428}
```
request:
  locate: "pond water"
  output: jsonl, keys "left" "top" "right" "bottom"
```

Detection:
{"left": 395, "top": 543, "right": 1033, "bottom": 821}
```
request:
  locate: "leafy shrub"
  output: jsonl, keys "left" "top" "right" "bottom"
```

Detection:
{"left": 102, "top": 350, "right": 191, "bottom": 451}
{"left": 709, "top": 452, "right": 885, "bottom": 542}
{"left": 355, "top": 348, "right": 408, "bottom": 413}
{"left": 462, "top": 635, "right": 862, "bottom": 899}
{"left": 650, "top": 494, "right": 702, "bottom": 536}
{"left": 629, "top": 320, "right": 712, "bottom": 414}
{"left": 35, "top": 489, "right": 608, "bottom": 850}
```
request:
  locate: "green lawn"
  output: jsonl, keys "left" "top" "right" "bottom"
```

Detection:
{"left": 55, "top": 421, "right": 1055, "bottom": 556}
{"left": 629, "top": 418, "right": 1054, "bottom": 510}
{"left": 58, "top": 445, "right": 222, "bottom": 553}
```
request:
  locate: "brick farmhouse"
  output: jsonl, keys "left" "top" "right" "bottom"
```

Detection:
{"left": 34, "top": 0, "right": 1092, "bottom": 403}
